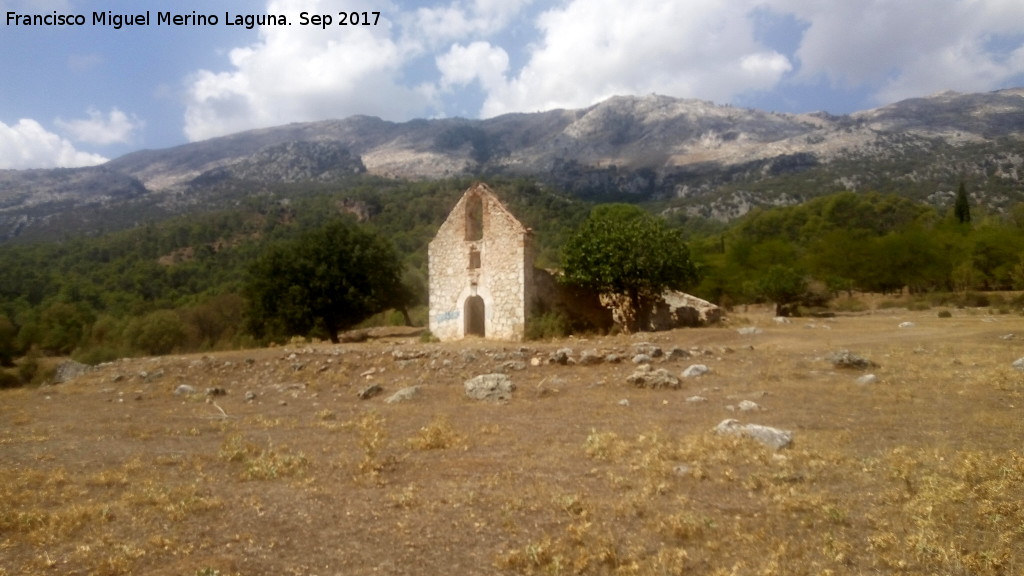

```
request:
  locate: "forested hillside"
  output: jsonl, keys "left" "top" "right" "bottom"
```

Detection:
{"left": 4, "top": 172, "right": 1024, "bottom": 387}
{"left": 0, "top": 177, "right": 589, "bottom": 375}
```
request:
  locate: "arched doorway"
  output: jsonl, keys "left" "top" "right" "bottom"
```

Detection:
{"left": 464, "top": 295, "right": 485, "bottom": 337}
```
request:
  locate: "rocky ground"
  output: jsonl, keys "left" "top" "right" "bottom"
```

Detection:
{"left": 3, "top": 308, "right": 1024, "bottom": 575}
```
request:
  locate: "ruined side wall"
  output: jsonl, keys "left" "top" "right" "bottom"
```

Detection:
{"left": 428, "top": 185, "right": 534, "bottom": 341}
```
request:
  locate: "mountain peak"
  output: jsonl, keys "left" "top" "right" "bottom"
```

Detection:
{"left": 1, "top": 87, "right": 1022, "bottom": 241}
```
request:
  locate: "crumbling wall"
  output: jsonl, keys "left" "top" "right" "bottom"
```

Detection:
{"left": 428, "top": 183, "right": 534, "bottom": 341}
{"left": 532, "top": 269, "right": 613, "bottom": 333}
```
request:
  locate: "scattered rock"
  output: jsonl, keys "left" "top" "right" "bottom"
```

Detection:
{"left": 603, "top": 353, "right": 625, "bottom": 364}
{"left": 244, "top": 391, "right": 257, "bottom": 402}
{"left": 530, "top": 357, "right": 543, "bottom": 367}
{"left": 464, "top": 374, "right": 515, "bottom": 401}
{"left": 498, "top": 360, "right": 528, "bottom": 372}
{"left": 856, "top": 374, "right": 878, "bottom": 385}
{"left": 205, "top": 387, "right": 227, "bottom": 397}
{"left": 682, "top": 364, "right": 710, "bottom": 378}
{"left": 898, "top": 321, "right": 916, "bottom": 328}
{"left": 673, "top": 464, "right": 693, "bottom": 476}
{"left": 339, "top": 329, "right": 369, "bottom": 343}
{"left": 713, "top": 419, "right": 793, "bottom": 450}
{"left": 174, "top": 384, "right": 197, "bottom": 396}
{"left": 357, "top": 384, "right": 383, "bottom": 400}
{"left": 667, "top": 347, "right": 691, "bottom": 360}
{"left": 392, "top": 350, "right": 426, "bottom": 361}
{"left": 631, "top": 354, "right": 653, "bottom": 365}
{"left": 578, "top": 350, "right": 604, "bottom": 366}
{"left": 827, "top": 350, "right": 877, "bottom": 370}
{"left": 1013, "top": 358, "right": 1024, "bottom": 371}
{"left": 632, "top": 343, "right": 663, "bottom": 358}
{"left": 385, "top": 386, "right": 421, "bottom": 404}
{"left": 737, "top": 327, "right": 762, "bottom": 336}
{"left": 773, "top": 317, "right": 791, "bottom": 324}
{"left": 685, "top": 396, "right": 708, "bottom": 403}
{"left": 738, "top": 400, "right": 761, "bottom": 412}
{"left": 549, "top": 348, "right": 573, "bottom": 365}
{"left": 618, "top": 399, "right": 630, "bottom": 407}
{"left": 51, "top": 361, "right": 92, "bottom": 384}
{"left": 1000, "top": 334, "right": 1015, "bottom": 341}
{"left": 626, "top": 364, "right": 681, "bottom": 389}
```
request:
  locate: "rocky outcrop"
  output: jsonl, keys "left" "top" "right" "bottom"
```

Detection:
{"left": 600, "top": 290, "right": 721, "bottom": 333}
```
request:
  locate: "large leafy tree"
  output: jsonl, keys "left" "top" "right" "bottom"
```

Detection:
{"left": 245, "top": 220, "right": 409, "bottom": 343}
{"left": 561, "top": 204, "right": 698, "bottom": 331}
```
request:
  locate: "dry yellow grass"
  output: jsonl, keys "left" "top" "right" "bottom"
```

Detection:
{"left": 2, "top": 307, "right": 1024, "bottom": 575}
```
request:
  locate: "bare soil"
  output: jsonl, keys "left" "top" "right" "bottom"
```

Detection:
{"left": 3, "top": 307, "right": 1024, "bottom": 575}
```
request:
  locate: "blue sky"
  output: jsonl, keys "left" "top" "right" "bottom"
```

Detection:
{"left": 2, "top": 0, "right": 1023, "bottom": 169}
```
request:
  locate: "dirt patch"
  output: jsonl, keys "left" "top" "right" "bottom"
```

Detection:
{"left": 3, "top": 307, "right": 1024, "bottom": 575}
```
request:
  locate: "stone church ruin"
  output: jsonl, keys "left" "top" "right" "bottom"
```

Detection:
{"left": 428, "top": 182, "right": 719, "bottom": 341}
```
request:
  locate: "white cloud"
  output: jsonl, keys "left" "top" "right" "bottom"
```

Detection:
{"left": 183, "top": 0, "right": 430, "bottom": 141}
{"left": 55, "top": 107, "right": 143, "bottom": 145}
{"left": 179, "top": 0, "right": 1024, "bottom": 139}
{"left": 410, "top": 0, "right": 534, "bottom": 47}
{"left": 476, "top": 0, "right": 792, "bottom": 117}
{"left": 769, "top": 0, "right": 1024, "bottom": 104}
{"left": 0, "top": 119, "right": 107, "bottom": 169}
{"left": 436, "top": 41, "right": 509, "bottom": 91}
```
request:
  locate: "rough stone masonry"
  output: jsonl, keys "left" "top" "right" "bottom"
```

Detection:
{"left": 428, "top": 182, "right": 536, "bottom": 341}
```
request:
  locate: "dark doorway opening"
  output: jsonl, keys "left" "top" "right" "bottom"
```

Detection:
{"left": 465, "top": 296, "right": 485, "bottom": 337}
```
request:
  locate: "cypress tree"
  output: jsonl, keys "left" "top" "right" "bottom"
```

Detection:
{"left": 954, "top": 182, "right": 971, "bottom": 224}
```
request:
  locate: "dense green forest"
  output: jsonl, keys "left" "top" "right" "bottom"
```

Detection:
{"left": 3, "top": 174, "right": 1024, "bottom": 385}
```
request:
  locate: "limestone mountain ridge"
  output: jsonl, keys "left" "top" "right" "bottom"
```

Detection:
{"left": 1, "top": 88, "right": 1022, "bottom": 241}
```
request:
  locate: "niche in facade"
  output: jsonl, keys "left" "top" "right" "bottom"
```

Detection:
{"left": 465, "top": 194, "right": 484, "bottom": 241}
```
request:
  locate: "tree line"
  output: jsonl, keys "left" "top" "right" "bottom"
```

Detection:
{"left": 2, "top": 175, "right": 1022, "bottom": 385}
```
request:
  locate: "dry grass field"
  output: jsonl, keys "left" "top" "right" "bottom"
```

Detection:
{"left": 3, "top": 305, "right": 1024, "bottom": 575}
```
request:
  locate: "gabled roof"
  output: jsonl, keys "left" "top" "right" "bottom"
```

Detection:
{"left": 431, "top": 182, "right": 532, "bottom": 243}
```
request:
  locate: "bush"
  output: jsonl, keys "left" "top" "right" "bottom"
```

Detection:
{"left": 876, "top": 298, "right": 907, "bottom": 310}
{"left": 0, "top": 369, "right": 21, "bottom": 389}
{"left": 938, "top": 310, "right": 953, "bottom": 318}
{"left": 527, "top": 311, "right": 571, "bottom": 340}
{"left": 960, "top": 292, "right": 990, "bottom": 308}
{"left": 832, "top": 297, "right": 869, "bottom": 313}
{"left": 124, "top": 310, "right": 188, "bottom": 356}
{"left": 74, "top": 346, "right": 127, "bottom": 366}
{"left": 17, "top": 353, "right": 39, "bottom": 384}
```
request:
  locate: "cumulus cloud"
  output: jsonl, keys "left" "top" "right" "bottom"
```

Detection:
{"left": 180, "top": 0, "right": 1024, "bottom": 138}
{"left": 183, "top": 0, "right": 431, "bottom": 141}
{"left": 410, "top": 0, "right": 534, "bottom": 46}
{"left": 770, "top": 0, "right": 1024, "bottom": 103}
{"left": 55, "top": 107, "right": 143, "bottom": 145}
{"left": 475, "top": 0, "right": 792, "bottom": 117}
{"left": 0, "top": 119, "right": 108, "bottom": 169}
{"left": 436, "top": 41, "right": 510, "bottom": 92}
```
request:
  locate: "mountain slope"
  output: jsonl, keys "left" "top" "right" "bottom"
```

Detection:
{"left": 1, "top": 88, "right": 1022, "bottom": 241}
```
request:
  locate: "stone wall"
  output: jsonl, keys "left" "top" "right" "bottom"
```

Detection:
{"left": 428, "top": 183, "right": 535, "bottom": 341}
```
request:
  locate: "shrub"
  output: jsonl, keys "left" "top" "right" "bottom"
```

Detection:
{"left": 124, "top": 310, "right": 188, "bottom": 356}
{"left": 876, "top": 298, "right": 907, "bottom": 310}
{"left": 526, "top": 311, "right": 571, "bottom": 340}
{"left": 832, "top": 297, "right": 869, "bottom": 313}
{"left": 0, "top": 369, "right": 21, "bottom": 389}
{"left": 938, "top": 310, "right": 953, "bottom": 318}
